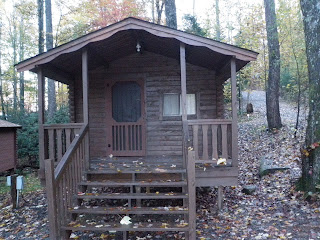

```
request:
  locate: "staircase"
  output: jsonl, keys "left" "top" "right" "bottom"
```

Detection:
{"left": 59, "top": 157, "right": 196, "bottom": 239}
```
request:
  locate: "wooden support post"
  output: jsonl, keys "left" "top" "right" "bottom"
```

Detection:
{"left": 187, "top": 151, "right": 196, "bottom": 240}
{"left": 10, "top": 174, "right": 18, "bottom": 209}
{"left": 217, "top": 186, "right": 223, "bottom": 210}
{"left": 180, "top": 43, "right": 188, "bottom": 168}
{"left": 37, "top": 68, "right": 46, "bottom": 181}
{"left": 45, "top": 159, "right": 59, "bottom": 240}
{"left": 82, "top": 48, "right": 90, "bottom": 171}
{"left": 231, "top": 57, "right": 238, "bottom": 167}
{"left": 82, "top": 48, "right": 89, "bottom": 124}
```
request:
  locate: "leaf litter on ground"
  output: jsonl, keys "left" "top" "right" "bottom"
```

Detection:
{"left": 0, "top": 91, "right": 319, "bottom": 239}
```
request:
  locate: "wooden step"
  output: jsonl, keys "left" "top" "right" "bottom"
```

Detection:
{"left": 79, "top": 180, "right": 187, "bottom": 187}
{"left": 86, "top": 168, "right": 186, "bottom": 174}
{"left": 76, "top": 192, "right": 188, "bottom": 200}
{"left": 62, "top": 221, "right": 189, "bottom": 232}
{"left": 69, "top": 206, "right": 188, "bottom": 215}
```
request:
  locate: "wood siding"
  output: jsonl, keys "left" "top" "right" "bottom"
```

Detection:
{"left": 0, "top": 129, "right": 17, "bottom": 172}
{"left": 71, "top": 52, "right": 224, "bottom": 157}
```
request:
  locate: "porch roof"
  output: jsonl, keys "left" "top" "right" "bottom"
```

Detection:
{"left": 16, "top": 17, "right": 258, "bottom": 83}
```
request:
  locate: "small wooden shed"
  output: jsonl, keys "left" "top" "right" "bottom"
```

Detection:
{"left": 0, "top": 120, "right": 21, "bottom": 173}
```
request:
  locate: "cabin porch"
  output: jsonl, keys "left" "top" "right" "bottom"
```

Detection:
{"left": 15, "top": 18, "right": 258, "bottom": 240}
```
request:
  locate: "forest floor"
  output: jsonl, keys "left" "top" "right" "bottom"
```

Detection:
{"left": 0, "top": 90, "right": 319, "bottom": 240}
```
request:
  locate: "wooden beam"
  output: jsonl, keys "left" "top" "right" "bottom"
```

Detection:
{"left": 180, "top": 43, "right": 188, "bottom": 167}
{"left": 231, "top": 57, "right": 238, "bottom": 167}
{"left": 82, "top": 49, "right": 89, "bottom": 124}
{"left": 38, "top": 65, "right": 74, "bottom": 85}
{"left": 37, "top": 68, "right": 46, "bottom": 180}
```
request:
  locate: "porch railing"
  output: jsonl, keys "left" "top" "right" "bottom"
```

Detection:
{"left": 44, "top": 123, "right": 82, "bottom": 165}
{"left": 188, "top": 119, "right": 233, "bottom": 164}
{"left": 45, "top": 124, "right": 89, "bottom": 239}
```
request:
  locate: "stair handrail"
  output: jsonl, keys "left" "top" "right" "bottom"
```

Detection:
{"left": 45, "top": 123, "right": 89, "bottom": 240}
{"left": 54, "top": 123, "right": 88, "bottom": 181}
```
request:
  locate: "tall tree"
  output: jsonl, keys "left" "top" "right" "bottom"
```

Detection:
{"left": 165, "top": 0, "right": 177, "bottom": 29}
{"left": 0, "top": 18, "right": 5, "bottom": 119}
{"left": 215, "top": 0, "right": 221, "bottom": 41}
{"left": 19, "top": 16, "right": 25, "bottom": 113}
{"left": 38, "top": 0, "right": 44, "bottom": 53}
{"left": 264, "top": 0, "right": 282, "bottom": 129}
{"left": 155, "top": 0, "right": 165, "bottom": 24}
{"left": 45, "top": 0, "right": 56, "bottom": 119}
{"left": 299, "top": 0, "right": 320, "bottom": 192}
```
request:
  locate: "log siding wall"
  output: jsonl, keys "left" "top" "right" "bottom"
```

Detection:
{"left": 72, "top": 52, "right": 224, "bottom": 157}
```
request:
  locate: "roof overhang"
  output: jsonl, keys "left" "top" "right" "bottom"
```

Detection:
{"left": 16, "top": 17, "right": 258, "bottom": 82}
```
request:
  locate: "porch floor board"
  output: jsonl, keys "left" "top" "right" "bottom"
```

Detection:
{"left": 89, "top": 155, "right": 238, "bottom": 187}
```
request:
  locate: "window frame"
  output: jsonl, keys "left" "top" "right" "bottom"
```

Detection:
{"left": 162, "top": 92, "right": 197, "bottom": 118}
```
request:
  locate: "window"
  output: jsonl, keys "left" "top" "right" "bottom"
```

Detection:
{"left": 163, "top": 93, "right": 196, "bottom": 116}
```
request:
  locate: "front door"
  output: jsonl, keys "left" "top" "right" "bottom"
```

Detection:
{"left": 107, "top": 80, "right": 146, "bottom": 156}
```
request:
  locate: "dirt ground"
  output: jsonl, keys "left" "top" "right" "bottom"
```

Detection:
{"left": 0, "top": 91, "right": 319, "bottom": 240}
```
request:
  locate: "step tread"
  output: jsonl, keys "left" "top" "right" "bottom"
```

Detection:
{"left": 79, "top": 180, "right": 187, "bottom": 187}
{"left": 62, "top": 221, "right": 189, "bottom": 232}
{"left": 76, "top": 192, "right": 188, "bottom": 199}
{"left": 86, "top": 168, "right": 186, "bottom": 174}
{"left": 69, "top": 206, "right": 188, "bottom": 214}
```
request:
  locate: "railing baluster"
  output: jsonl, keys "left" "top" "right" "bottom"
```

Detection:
{"left": 65, "top": 128, "right": 71, "bottom": 149}
{"left": 57, "top": 129, "right": 63, "bottom": 163}
{"left": 221, "top": 124, "right": 228, "bottom": 159}
{"left": 211, "top": 125, "right": 218, "bottom": 160}
{"left": 202, "top": 125, "right": 209, "bottom": 160}
{"left": 48, "top": 129, "right": 55, "bottom": 162}
{"left": 192, "top": 125, "right": 199, "bottom": 159}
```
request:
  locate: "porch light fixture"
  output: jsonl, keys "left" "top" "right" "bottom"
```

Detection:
{"left": 136, "top": 42, "right": 141, "bottom": 52}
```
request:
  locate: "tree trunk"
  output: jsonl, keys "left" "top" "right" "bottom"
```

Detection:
{"left": 264, "top": 0, "right": 282, "bottom": 130}
{"left": 299, "top": 0, "right": 320, "bottom": 192}
{"left": 156, "top": 0, "right": 165, "bottom": 24}
{"left": 165, "top": 0, "right": 177, "bottom": 29}
{"left": 19, "top": 16, "right": 25, "bottom": 114}
{"left": 0, "top": 22, "right": 5, "bottom": 119}
{"left": 215, "top": 0, "right": 221, "bottom": 41}
{"left": 12, "top": 21, "right": 18, "bottom": 112}
{"left": 45, "top": 0, "right": 56, "bottom": 120}
{"left": 38, "top": 0, "right": 44, "bottom": 54}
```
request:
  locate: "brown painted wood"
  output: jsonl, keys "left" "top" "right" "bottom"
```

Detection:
{"left": 231, "top": 58, "right": 238, "bottom": 167}
{"left": 218, "top": 186, "right": 223, "bottom": 210}
{"left": 37, "top": 68, "right": 46, "bottom": 180}
{"left": 221, "top": 124, "right": 228, "bottom": 159}
{"left": 106, "top": 80, "right": 146, "bottom": 156}
{"left": 48, "top": 129, "right": 55, "bottom": 161}
{"left": 10, "top": 174, "right": 17, "bottom": 209}
{"left": 192, "top": 125, "right": 199, "bottom": 159}
{"left": 65, "top": 128, "right": 71, "bottom": 149}
{"left": 187, "top": 151, "right": 196, "bottom": 240}
{"left": 211, "top": 125, "right": 218, "bottom": 160}
{"left": 82, "top": 49, "right": 89, "bottom": 124}
{"left": 44, "top": 159, "right": 59, "bottom": 240}
{"left": 202, "top": 125, "right": 209, "bottom": 160}
{"left": 56, "top": 129, "right": 63, "bottom": 163}
{"left": 16, "top": 18, "right": 257, "bottom": 73}
{"left": 180, "top": 43, "right": 188, "bottom": 167}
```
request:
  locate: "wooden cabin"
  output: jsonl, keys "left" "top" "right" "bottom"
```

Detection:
{"left": 16, "top": 18, "right": 257, "bottom": 240}
{"left": 0, "top": 120, "right": 21, "bottom": 173}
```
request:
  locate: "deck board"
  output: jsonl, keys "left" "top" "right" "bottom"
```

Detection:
{"left": 89, "top": 156, "right": 238, "bottom": 187}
